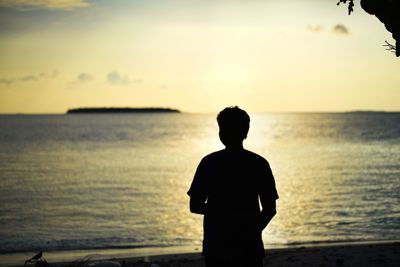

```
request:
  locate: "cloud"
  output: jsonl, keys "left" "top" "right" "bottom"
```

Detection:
{"left": 307, "top": 24, "right": 350, "bottom": 36}
{"left": 39, "top": 70, "right": 58, "bottom": 78}
{"left": 108, "top": 71, "right": 129, "bottom": 85}
{"left": 307, "top": 25, "right": 324, "bottom": 33}
{"left": 76, "top": 72, "right": 93, "bottom": 83}
{"left": 0, "top": 0, "right": 90, "bottom": 10}
{"left": 0, "top": 70, "right": 58, "bottom": 85}
{"left": 332, "top": 24, "right": 350, "bottom": 35}
{"left": 0, "top": 78, "right": 14, "bottom": 85}
{"left": 107, "top": 71, "right": 142, "bottom": 85}
{"left": 20, "top": 75, "right": 37, "bottom": 82}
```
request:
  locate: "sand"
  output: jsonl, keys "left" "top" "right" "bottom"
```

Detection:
{"left": 31, "top": 241, "right": 399, "bottom": 267}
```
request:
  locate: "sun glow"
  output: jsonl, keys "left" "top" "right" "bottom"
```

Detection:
{"left": 203, "top": 64, "right": 253, "bottom": 84}
{"left": 0, "top": 0, "right": 399, "bottom": 113}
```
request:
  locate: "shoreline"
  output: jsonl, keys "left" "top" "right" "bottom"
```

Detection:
{"left": 3, "top": 240, "right": 400, "bottom": 267}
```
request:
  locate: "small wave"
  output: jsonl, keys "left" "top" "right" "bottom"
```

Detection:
{"left": 283, "top": 238, "right": 400, "bottom": 248}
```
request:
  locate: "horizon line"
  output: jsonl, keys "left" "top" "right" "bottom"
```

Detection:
{"left": 1, "top": 110, "right": 400, "bottom": 115}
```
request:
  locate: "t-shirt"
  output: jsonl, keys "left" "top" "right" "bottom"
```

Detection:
{"left": 187, "top": 148, "right": 279, "bottom": 258}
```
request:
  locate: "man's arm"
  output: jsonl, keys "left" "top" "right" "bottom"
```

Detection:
{"left": 189, "top": 196, "right": 207, "bottom": 215}
{"left": 188, "top": 158, "right": 208, "bottom": 214}
{"left": 258, "top": 159, "right": 278, "bottom": 230}
{"left": 259, "top": 194, "right": 277, "bottom": 231}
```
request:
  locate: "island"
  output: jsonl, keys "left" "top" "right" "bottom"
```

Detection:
{"left": 67, "top": 107, "right": 181, "bottom": 114}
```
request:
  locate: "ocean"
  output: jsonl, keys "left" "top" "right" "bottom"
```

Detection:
{"left": 0, "top": 113, "right": 399, "bottom": 258}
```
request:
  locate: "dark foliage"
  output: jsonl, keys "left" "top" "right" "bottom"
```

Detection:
{"left": 338, "top": 0, "right": 399, "bottom": 57}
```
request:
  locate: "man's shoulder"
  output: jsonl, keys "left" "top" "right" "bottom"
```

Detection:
{"left": 201, "top": 150, "right": 225, "bottom": 162}
{"left": 243, "top": 149, "right": 270, "bottom": 165}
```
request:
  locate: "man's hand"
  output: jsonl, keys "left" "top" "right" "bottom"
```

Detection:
{"left": 259, "top": 196, "right": 277, "bottom": 231}
{"left": 260, "top": 207, "right": 276, "bottom": 231}
{"left": 190, "top": 196, "right": 207, "bottom": 215}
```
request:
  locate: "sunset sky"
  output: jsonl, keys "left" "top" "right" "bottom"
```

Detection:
{"left": 0, "top": 0, "right": 399, "bottom": 113}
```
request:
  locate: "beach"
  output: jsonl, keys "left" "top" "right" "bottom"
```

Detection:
{"left": 14, "top": 241, "right": 400, "bottom": 267}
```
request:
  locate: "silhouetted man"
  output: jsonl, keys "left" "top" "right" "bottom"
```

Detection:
{"left": 188, "top": 106, "right": 278, "bottom": 267}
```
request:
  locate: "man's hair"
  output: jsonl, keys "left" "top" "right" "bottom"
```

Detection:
{"left": 217, "top": 106, "right": 250, "bottom": 140}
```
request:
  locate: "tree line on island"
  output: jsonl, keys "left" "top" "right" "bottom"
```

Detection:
{"left": 67, "top": 107, "right": 181, "bottom": 114}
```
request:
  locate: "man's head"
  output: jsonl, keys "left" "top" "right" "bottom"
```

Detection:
{"left": 217, "top": 106, "right": 250, "bottom": 148}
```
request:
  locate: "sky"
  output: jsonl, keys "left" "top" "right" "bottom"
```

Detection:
{"left": 0, "top": 0, "right": 399, "bottom": 113}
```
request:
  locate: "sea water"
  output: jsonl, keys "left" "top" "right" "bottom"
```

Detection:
{"left": 0, "top": 113, "right": 399, "bottom": 255}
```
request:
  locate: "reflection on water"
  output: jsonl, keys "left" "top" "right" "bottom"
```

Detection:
{"left": 0, "top": 113, "right": 399, "bottom": 253}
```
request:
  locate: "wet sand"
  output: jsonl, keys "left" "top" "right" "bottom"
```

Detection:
{"left": 40, "top": 241, "right": 399, "bottom": 267}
